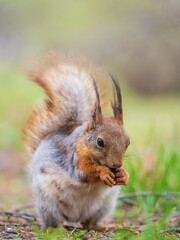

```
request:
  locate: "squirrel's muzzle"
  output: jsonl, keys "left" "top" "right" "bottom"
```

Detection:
{"left": 112, "top": 163, "right": 122, "bottom": 168}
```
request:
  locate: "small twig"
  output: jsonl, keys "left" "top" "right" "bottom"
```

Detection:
{"left": 5, "top": 230, "right": 17, "bottom": 234}
{"left": 63, "top": 225, "right": 82, "bottom": 231}
{"left": 0, "top": 211, "right": 36, "bottom": 221}
{"left": 118, "top": 192, "right": 180, "bottom": 200}
{"left": 164, "top": 228, "right": 180, "bottom": 233}
{"left": 120, "top": 198, "right": 139, "bottom": 206}
{"left": 14, "top": 204, "right": 34, "bottom": 212}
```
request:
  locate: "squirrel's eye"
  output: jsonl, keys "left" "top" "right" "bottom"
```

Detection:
{"left": 97, "top": 138, "right": 104, "bottom": 148}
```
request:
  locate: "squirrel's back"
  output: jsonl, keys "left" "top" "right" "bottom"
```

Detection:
{"left": 24, "top": 55, "right": 96, "bottom": 157}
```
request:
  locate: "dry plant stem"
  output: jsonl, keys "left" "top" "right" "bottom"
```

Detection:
{"left": 14, "top": 204, "right": 35, "bottom": 212}
{"left": 0, "top": 211, "right": 35, "bottom": 221}
{"left": 164, "top": 228, "right": 180, "bottom": 233}
{"left": 118, "top": 192, "right": 180, "bottom": 200}
{"left": 120, "top": 199, "right": 139, "bottom": 206}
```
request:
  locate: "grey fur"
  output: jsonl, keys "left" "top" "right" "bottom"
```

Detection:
{"left": 30, "top": 122, "right": 120, "bottom": 228}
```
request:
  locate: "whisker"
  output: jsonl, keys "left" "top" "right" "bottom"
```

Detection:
{"left": 123, "top": 154, "right": 141, "bottom": 161}
{"left": 124, "top": 153, "right": 139, "bottom": 157}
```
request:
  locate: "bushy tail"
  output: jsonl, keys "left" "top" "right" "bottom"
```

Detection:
{"left": 24, "top": 55, "right": 96, "bottom": 157}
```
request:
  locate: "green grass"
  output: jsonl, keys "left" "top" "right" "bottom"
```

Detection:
{"left": 0, "top": 67, "right": 179, "bottom": 239}
{"left": 32, "top": 225, "right": 87, "bottom": 240}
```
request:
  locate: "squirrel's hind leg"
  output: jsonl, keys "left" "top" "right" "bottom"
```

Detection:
{"left": 82, "top": 205, "right": 109, "bottom": 230}
{"left": 98, "top": 214, "right": 117, "bottom": 230}
{"left": 83, "top": 214, "right": 116, "bottom": 231}
{"left": 36, "top": 202, "right": 63, "bottom": 229}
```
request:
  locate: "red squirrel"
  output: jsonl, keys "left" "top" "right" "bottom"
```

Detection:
{"left": 25, "top": 54, "right": 130, "bottom": 229}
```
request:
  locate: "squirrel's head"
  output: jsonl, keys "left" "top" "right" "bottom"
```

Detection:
{"left": 77, "top": 75, "right": 130, "bottom": 169}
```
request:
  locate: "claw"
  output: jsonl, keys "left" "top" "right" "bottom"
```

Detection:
{"left": 104, "top": 178, "right": 114, "bottom": 187}
{"left": 106, "top": 175, "right": 115, "bottom": 184}
{"left": 99, "top": 167, "right": 116, "bottom": 187}
{"left": 115, "top": 168, "right": 129, "bottom": 186}
{"left": 115, "top": 180, "right": 128, "bottom": 186}
{"left": 109, "top": 171, "right": 115, "bottom": 179}
{"left": 116, "top": 171, "right": 125, "bottom": 178}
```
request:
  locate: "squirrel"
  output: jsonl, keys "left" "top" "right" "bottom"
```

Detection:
{"left": 24, "top": 55, "right": 130, "bottom": 229}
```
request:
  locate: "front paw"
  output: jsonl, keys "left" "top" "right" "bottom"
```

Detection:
{"left": 115, "top": 168, "right": 129, "bottom": 186}
{"left": 99, "top": 167, "right": 115, "bottom": 187}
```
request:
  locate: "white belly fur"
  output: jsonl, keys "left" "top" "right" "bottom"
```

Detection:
{"left": 43, "top": 171, "right": 120, "bottom": 223}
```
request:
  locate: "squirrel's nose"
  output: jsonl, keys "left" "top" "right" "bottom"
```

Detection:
{"left": 113, "top": 163, "right": 122, "bottom": 168}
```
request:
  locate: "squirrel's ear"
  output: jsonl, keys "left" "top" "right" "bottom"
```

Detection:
{"left": 110, "top": 74, "right": 123, "bottom": 125}
{"left": 86, "top": 77, "right": 102, "bottom": 131}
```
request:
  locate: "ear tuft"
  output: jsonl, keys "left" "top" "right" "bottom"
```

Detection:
{"left": 86, "top": 76, "right": 102, "bottom": 131}
{"left": 109, "top": 73, "right": 123, "bottom": 125}
{"left": 91, "top": 75, "right": 102, "bottom": 114}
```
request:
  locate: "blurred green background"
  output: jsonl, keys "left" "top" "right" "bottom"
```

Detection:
{"left": 0, "top": 0, "right": 180, "bottom": 238}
